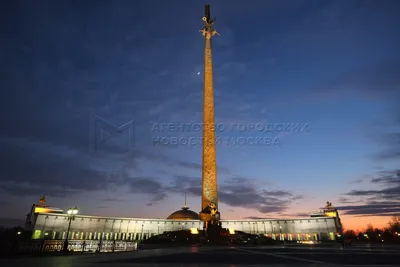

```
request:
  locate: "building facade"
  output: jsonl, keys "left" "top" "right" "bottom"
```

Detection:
{"left": 24, "top": 199, "right": 343, "bottom": 242}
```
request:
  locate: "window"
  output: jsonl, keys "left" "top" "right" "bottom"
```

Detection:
{"left": 329, "top": 232, "right": 335, "bottom": 240}
{"left": 32, "top": 230, "right": 41, "bottom": 239}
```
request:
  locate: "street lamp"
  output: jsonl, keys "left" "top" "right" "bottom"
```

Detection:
{"left": 63, "top": 207, "right": 78, "bottom": 252}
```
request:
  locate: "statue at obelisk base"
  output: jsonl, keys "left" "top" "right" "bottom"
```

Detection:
{"left": 200, "top": 202, "right": 221, "bottom": 230}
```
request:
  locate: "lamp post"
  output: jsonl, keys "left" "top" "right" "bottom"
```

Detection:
{"left": 63, "top": 207, "right": 78, "bottom": 252}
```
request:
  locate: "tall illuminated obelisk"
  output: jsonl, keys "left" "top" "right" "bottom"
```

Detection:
{"left": 199, "top": 4, "right": 220, "bottom": 229}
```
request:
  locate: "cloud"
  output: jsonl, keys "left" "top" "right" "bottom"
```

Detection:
{"left": 101, "top": 198, "right": 126, "bottom": 202}
{"left": 278, "top": 212, "right": 311, "bottom": 218}
{"left": 370, "top": 106, "right": 400, "bottom": 161}
{"left": 370, "top": 170, "right": 400, "bottom": 184}
{"left": 127, "top": 177, "right": 167, "bottom": 202}
{"left": 244, "top": 216, "right": 270, "bottom": 220}
{"left": 165, "top": 175, "right": 301, "bottom": 214}
{"left": 296, "top": 61, "right": 400, "bottom": 108}
{"left": 0, "top": 137, "right": 116, "bottom": 197}
{"left": 293, "top": 213, "right": 310, "bottom": 217}
{"left": 346, "top": 186, "right": 400, "bottom": 199}
{"left": 290, "top": 195, "right": 304, "bottom": 201}
{"left": 338, "top": 196, "right": 364, "bottom": 204}
{"left": 337, "top": 203, "right": 400, "bottom": 216}
{"left": 348, "top": 178, "right": 364, "bottom": 184}
{"left": 374, "top": 166, "right": 384, "bottom": 170}
{"left": 337, "top": 88, "right": 400, "bottom": 216}
{"left": 348, "top": 174, "right": 374, "bottom": 185}
{"left": 0, "top": 135, "right": 229, "bottom": 202}
{"left": 340, "top": 170, "right": 400, "bottom": 216}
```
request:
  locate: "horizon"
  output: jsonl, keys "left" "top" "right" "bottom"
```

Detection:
{"left": 1, "top": 0, "right": 399, "bottom": 232}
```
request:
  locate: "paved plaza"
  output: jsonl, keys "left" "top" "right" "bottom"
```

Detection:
{"left": 2, "top": 243, "right": 400, "bottom": 267}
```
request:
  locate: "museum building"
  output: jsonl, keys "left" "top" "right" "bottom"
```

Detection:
{"left": 23, "top": 197, "right": 343, "bottom": 242}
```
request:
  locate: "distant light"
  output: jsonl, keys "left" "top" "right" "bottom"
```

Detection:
{"left": 17, "top": 232, "right": 21, "bottom": 235}
{"left": 228, "top": 228, "right": 235, "bottom": 235}
{"left": 190, "top": 228, "right": 199, "bottom": 234}
{"left": 197, "top": 72, "right": 201, "bottom": 75}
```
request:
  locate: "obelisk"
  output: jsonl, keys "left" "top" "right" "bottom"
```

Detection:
{"left": 199, "top": 4, "right": 220, "bottom": 229}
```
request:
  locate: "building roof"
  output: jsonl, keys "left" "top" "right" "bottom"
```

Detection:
{"left": 166, "top": 206, "right": 199, "bottom": 220}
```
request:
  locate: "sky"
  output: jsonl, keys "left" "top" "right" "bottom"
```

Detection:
{"left": 0, "top": 0, "right": 399, "bottom": 231}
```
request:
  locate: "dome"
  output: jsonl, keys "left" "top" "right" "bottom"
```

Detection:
{"left": 167, "top": 206, "right": 199, "bottom": 220}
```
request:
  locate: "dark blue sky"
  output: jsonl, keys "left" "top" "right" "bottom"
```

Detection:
{"left": 1, "top": 0, "right": 399, "bottom": 229}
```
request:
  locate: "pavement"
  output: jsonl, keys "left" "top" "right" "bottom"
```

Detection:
{"left": 1, "top": 243, "right": 400, "bottom": 267}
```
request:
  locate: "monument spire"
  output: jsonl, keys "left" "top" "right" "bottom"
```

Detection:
{"left": 199, "top": 4, "right": 221, "bottom": 230}
{"left": 182, "top": 192, "right": 189, "bottom": 210}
